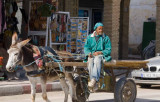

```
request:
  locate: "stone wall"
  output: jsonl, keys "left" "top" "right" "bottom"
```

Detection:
{"left": 103, "top": 0, "right": 121, "bottom": 60}
{"left": 58, "top": 0, "right": 65, "bottom": 11}
{"left": 156, "top": 0, "right": 160, "bottom": 53}
{"left": 65, "top": 0, "right": 79, "bottom": 17}
{"left": 119, "top": 0, "right": 130, "bottom": 59}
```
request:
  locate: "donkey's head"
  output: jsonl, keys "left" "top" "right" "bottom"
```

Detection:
{"left": 6, "top": 32, "right": 31, "bottom": 72}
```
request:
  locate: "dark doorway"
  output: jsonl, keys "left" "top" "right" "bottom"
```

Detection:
{"left": 92, "top": 9, "right": 103, "bottom": 31}
{"left": 79, "top": 0, "right": 104, "bottom": 33}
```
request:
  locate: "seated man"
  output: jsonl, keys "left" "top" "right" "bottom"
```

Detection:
{"left": 84, "top": 22, "right": 112, "bottom": 88}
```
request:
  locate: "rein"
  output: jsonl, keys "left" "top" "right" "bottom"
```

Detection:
{"left": 15, "top": 55, "right": 63, "bottom": 72}
{"left": 15, "top": 57, "right": 43, "bottom": 70}
{"left": 46, "top": 55, "right": 63, "bottom": 72}
{"left": 15, "top": 53, "right": 84, "bottom": 71}
{"left": 14, "top": 48, "right": 85, "bottom": 77}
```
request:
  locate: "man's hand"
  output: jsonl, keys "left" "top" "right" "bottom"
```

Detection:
{"left": 93, "top": 52, "right": 102, "bottom": 56}
{"left": 88, "top": 53, "right": 93, "bottom": 58}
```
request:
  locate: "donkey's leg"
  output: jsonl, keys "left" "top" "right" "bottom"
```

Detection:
{"left": 41, "top": 82, "right": 51, "bottom": 102}
{"left": 65, "top": 73, "right": 77, "bottom": 102}
{"left": 30, "top": 81, "right": 36, "bottom": 102}
{"left": 60, "top": 78, "right": 69, "bottom": 102}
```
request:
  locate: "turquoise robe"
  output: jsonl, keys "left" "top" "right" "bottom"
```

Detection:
{"left": 84, "top": 33, "right": 112, "bottom": 62}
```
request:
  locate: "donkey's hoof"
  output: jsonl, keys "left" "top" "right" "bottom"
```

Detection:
{"left": 72, "top": 99, "right": 78, "bottom": 102}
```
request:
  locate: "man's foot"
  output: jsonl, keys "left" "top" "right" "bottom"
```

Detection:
{"left": 93, "top": 83, "right": 98, "bottom": 91}
{"left": 88, "top": 78, "right": 96, "bottom": 88}
{"left": 88, "top": 82, "right": 98, "bottom": 93}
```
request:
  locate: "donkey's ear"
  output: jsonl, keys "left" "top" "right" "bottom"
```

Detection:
{"left": 17, "top": 38, "right": 31, "bottom": 48}
{"left": 12, "top": 32, "right": 18, "bottom": 45}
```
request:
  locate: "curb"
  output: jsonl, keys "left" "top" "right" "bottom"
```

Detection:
{"left": 0, "top": 82, "right": 62, "bottom": 96}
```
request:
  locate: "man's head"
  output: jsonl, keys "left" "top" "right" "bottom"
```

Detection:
{"left": 94, "top": 22, "right": 104, "bottom": 35}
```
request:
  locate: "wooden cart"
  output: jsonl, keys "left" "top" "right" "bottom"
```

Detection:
{"left": 45, "top": 60, "right": 148, "bottom": 102}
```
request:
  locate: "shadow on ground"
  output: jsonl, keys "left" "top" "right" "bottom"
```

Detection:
{"left": 139, "top": 85, "right": 160, "bottom": 90}
{"left": 88, "top": 99, "right": 114, "bottom": 102}
{"left": 88, "top": 98, "right": 159, "bottom": 102}
{"left": 136, "top": 98, "right": 160, "bottom": 102}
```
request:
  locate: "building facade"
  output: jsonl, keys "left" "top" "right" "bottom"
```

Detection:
{"left": 22, "top": 0, "right": 160, "bottom": 60}
{"left": 62, "top": 0, "right": 130, "bottom": 60}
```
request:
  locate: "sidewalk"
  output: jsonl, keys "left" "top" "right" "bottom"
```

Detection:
{"left": 0, "top": 80, "right": 62, "bottom": 96}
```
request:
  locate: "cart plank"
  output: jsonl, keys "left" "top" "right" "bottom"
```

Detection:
{"left": 104, "top": 60, "right": 148, "bottom": 69}
{"left": 45, "top": 60, "right": 148, "bottom": 69}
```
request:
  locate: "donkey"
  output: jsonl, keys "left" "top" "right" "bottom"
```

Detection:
{"left": 6, "top": 33, "right": 78, "bottom": 102}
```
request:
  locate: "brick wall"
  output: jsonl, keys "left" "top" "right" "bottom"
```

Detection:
{"left": 65, "top": 0, "right": 79, "bottom": 17}
{"left": 58, "top": 0, "right": 65, "bottom": 11}
{"left": 103, "top": 0, "right": 121, "bottom": 60}
{"left": 119, "top": 0, "right": 130, "bottom": 59}
{"left": 156, "top": 0, "right": 160, "bottom": 53}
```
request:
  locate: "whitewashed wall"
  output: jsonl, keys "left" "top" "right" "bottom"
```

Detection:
{"left": 129, "top": 0, "right": 156, "bottom": 46}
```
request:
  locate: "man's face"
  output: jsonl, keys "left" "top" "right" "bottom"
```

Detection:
{"left": 96, "top": 26, "right": 103, "bottom": 35}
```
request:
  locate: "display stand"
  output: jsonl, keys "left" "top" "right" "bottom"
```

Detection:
{"left": 28, "top": 0, "right": 58, "bottom": 46}
{"left": 28, "top": 18, "right": 49, "bottom": 46}
{"left": 49, "top": 11, "right": 70, "bottom": 51}
{"left": 67, "top": 17, "right": 89, "bottom": 54}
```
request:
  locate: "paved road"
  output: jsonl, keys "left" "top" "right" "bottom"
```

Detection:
{"left": 0, "top": 85, "right": 160, "bottom": 102}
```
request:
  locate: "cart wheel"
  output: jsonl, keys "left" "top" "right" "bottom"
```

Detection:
{"left": 114, "top": 77, "right": 137, "bottom": 102}
{"left": 75, "top": 76, "right": 90, "bottom": 102}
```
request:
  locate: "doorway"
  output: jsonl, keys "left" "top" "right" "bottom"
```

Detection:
{"left": 79, "top": 0, "right": 103, "bottom": 33}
